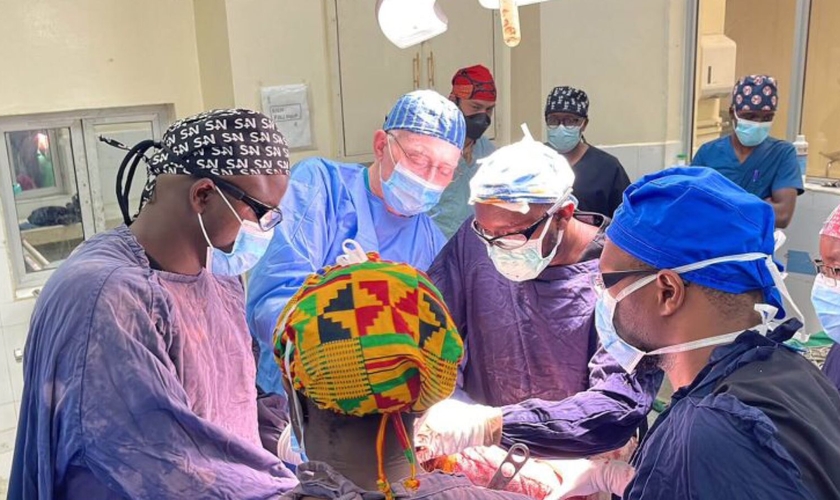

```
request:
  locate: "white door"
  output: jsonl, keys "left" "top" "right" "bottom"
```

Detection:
{"left": 334, "top": 0, "right": 418, "bottom": 159}
{"left": 425, "top": 0, "right": 498, "bottom": 140}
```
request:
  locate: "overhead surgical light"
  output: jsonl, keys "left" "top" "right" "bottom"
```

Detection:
{"left": 478, "top": 0, "right": 550, "bottom": 7}
{"left": 376, "top": 0, "right": 448, "bottom": 49}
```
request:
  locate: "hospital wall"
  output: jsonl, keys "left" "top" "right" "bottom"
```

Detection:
{"left": 509, "top": 0, "right": 688, "bottom": 174}
{"left": 0, "top": 0, "right": 206, "bottom": 490}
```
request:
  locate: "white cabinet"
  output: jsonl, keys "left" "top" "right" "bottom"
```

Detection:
{"left": 329, "top": 0, "right": 498, "bottom": 161}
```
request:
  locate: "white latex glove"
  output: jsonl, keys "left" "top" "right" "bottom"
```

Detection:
{"left": 414, "top": 399, "right": 504, "bottom": 462}
{"left": 276, "top": 425, "right": 304, "bottom": 466}
{"left": 545, "top": 458, "right": 635, "bottom": 499}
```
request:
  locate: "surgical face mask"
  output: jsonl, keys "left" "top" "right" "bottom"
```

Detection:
{"left": 811, "top": 273, "right": 840, "bottom": 343}
{"left": 380, "top": 138, "right": 445, "bottom": 216}
{"left": 547, "top": 125, "right": 582, "bottom": 154}
{"left": 487, "top": 217, "right": 563, "bottom": 282}
{"left": 595, "top": 252, "right": 803, "bottom": 373}
{"left": 197, "top": 186, "right": 274, "bottom": 276}
{"left": 734, "top": 114, "right": 772, "bottom": 147}
{"left": 464, "top": 113, "right": 492, "bottom": 141}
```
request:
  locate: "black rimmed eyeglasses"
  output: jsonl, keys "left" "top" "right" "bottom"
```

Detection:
{"left": 471, "top": 211, "right": 554, "bottom": 250}
{"left": 188, "top": 168, "right": 283, "bottom": 232}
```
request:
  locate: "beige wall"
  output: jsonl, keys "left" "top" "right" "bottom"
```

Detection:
{"left": 195, "top": 0, "right": 236, "bottom": 110}
{"left": 524, "top": 0, "right": 684, "bottom": 146}
{"left": 225, "top": 0, "right": 335, "bottom": 163}
{"left": 0, "top": 0, "right": 204, "bottom": 118}
{"left": 801, "top": 0, "right": 840, "bottom": 177}
{"left": 509, "top": 4, "right": 543, "bottom": 141}
{"left": 725, "top": 0, "right": 797, "bottom": 139}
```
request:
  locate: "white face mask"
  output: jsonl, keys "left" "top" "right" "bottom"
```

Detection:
{"left": 487, "top": 220, "right": 563, "bottom": 282}
{"left": 483, "top": 195, "right": 571, "bottom": 282}
{"left": 595, "top": 252, "right": 805, "bottom": 373}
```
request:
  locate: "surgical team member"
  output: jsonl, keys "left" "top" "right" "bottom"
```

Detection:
{"left": 544, "top": 86, "right": 630, "bottom": 218}
{"left": 811, "top": 204, "right": 840, "bottom": 391}
{"left": 274, "top": 253, "right": 532, "bottom": 500}
{"left": 10, "top": 110, "right": 297, "bottom": 498}
{"left": 247, "top": 90, "right": 465, "bottom": 397}
{"left": 692, "top": 75, "right": 803, "bottom": 228}
{"left": 430, "top": 65, "right": 497, "bottom": 238}
{"left": 550, "top": 167, "right": 840, "bottom": 499}
{"left": 420, "top": 130, "right": 659, "bottom": 459}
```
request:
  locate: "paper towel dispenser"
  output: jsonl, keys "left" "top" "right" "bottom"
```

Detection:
{"left": 699, "top": 34, "right": 737, "bottom": 98}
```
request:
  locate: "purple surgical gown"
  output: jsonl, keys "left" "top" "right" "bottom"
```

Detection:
{"left": 10, "top": 226, "right": 296, "bottom": 499}
{"left": 428, "top": 214, "right": 661, "bottom": 457}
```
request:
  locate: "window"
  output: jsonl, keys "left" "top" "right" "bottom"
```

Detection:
{"left": 801, "top": 0, "right": 840, "bottom": 180}
{"left": 691, "top": 0, "right": 798, "bottom": 155}
{"left": 0, "top": 105, "right": 172, "bottom": 291}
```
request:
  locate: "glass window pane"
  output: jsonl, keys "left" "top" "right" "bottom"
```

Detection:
{"left": 801, "top": 0, "right": 840, "bottom": 180}
{"left": 692, "top": 0, "right": 797, "bottom": 154}
{"left": 7, "top": 130, "right": 62, "bottom": 194}
{"left": 92, "top": 122, "right": 153, "bottom": 229}
{"left": 6, "top": 127, "right": 82, "bottom": 273}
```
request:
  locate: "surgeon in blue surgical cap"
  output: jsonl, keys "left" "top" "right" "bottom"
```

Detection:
{"left": 546, "top": 167, "right": 840, "bottom": 500}
{"left": 247, "top": 90, "right": 465, "bottom": 402}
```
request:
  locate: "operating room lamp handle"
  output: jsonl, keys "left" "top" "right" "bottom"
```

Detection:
{"left": 413, "top": 52, "right": 421, "bottom": 89}
{"left": 427, "top": 51, "right": 435, "bottom": 88}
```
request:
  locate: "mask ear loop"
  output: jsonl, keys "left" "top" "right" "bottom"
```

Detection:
{"left": 764, "top": 256, "right": 807, "bottom": 341}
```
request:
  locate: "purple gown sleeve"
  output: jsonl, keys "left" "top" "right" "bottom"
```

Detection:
{"left": 428, "top": 225, "right": 470, "bottom": 397}
{"left": 499, "top": 339, "right": 663, "bottom": 457}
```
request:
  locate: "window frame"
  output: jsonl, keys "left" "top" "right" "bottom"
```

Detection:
{"left": 0, "top": 105, "right": 172, "bottom": 293}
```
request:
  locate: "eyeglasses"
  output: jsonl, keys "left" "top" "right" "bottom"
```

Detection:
{"left": 471, "top": 212, "right": 553, "bottom": 250}
{"left": 814, "top": 259, "right": 840, "bottom": 285}
{"left": 591, "top": 269, "right": 659, "bottom": 296}
{"left": 388, "top": 132, "right": 456, "bottom": 178}
{"left": 188, "top": 168, "right": 283, "bottom": 231}
{"left": 546, "top": 115, "right": 585, "bottom": 129}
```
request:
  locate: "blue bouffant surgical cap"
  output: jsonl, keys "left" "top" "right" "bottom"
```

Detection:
{"left": 383, "top": 90, "right": 466, "bottom": 150}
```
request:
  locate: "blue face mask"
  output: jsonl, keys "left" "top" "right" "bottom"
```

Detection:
{"left": 380, "top": 138, "right": 445, "bottom": 216}
{"left": 547, "top": 125, "right": 582, "bottom": 154}
{"left": 734, "top": 115, "right": 772, "bottom": 147}
{"left": 811, "top": 273, "right": 840, "bottom": 343}
{"left": 198, "top": 187, "right": 274, "bottom": 276}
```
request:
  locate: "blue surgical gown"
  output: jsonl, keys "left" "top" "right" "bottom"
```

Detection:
{"left": 246, "top": 158, "right": 447, "bottom": 395}
{"left": 429, "top": 137, "right": 495, "bottom": 239}
{"left": 10, "top": 226, "right": 296, "bottom": 499}
{"left": 691, "top": 136, "right": 803, "bottom": 199}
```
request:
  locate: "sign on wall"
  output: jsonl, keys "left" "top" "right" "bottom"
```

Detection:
{"left": 261, "top": 84, "right": 312, "bottom": 149}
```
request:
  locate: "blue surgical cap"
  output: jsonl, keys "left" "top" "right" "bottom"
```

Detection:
{"left": 383, "top": 90, "right": 466, "bottom": 149}
{"left": 607, "top": 167, "right": 783, "bottom": 313}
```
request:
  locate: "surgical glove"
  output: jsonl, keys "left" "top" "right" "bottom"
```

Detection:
{"left": 415, "top": 399, "right": 503, "bottom": 462}
{"left": 276, "top": 425, "right": 304, "bottom": 466}
{"left": 545, "top": 458, "right": 635, "bottom": 499}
